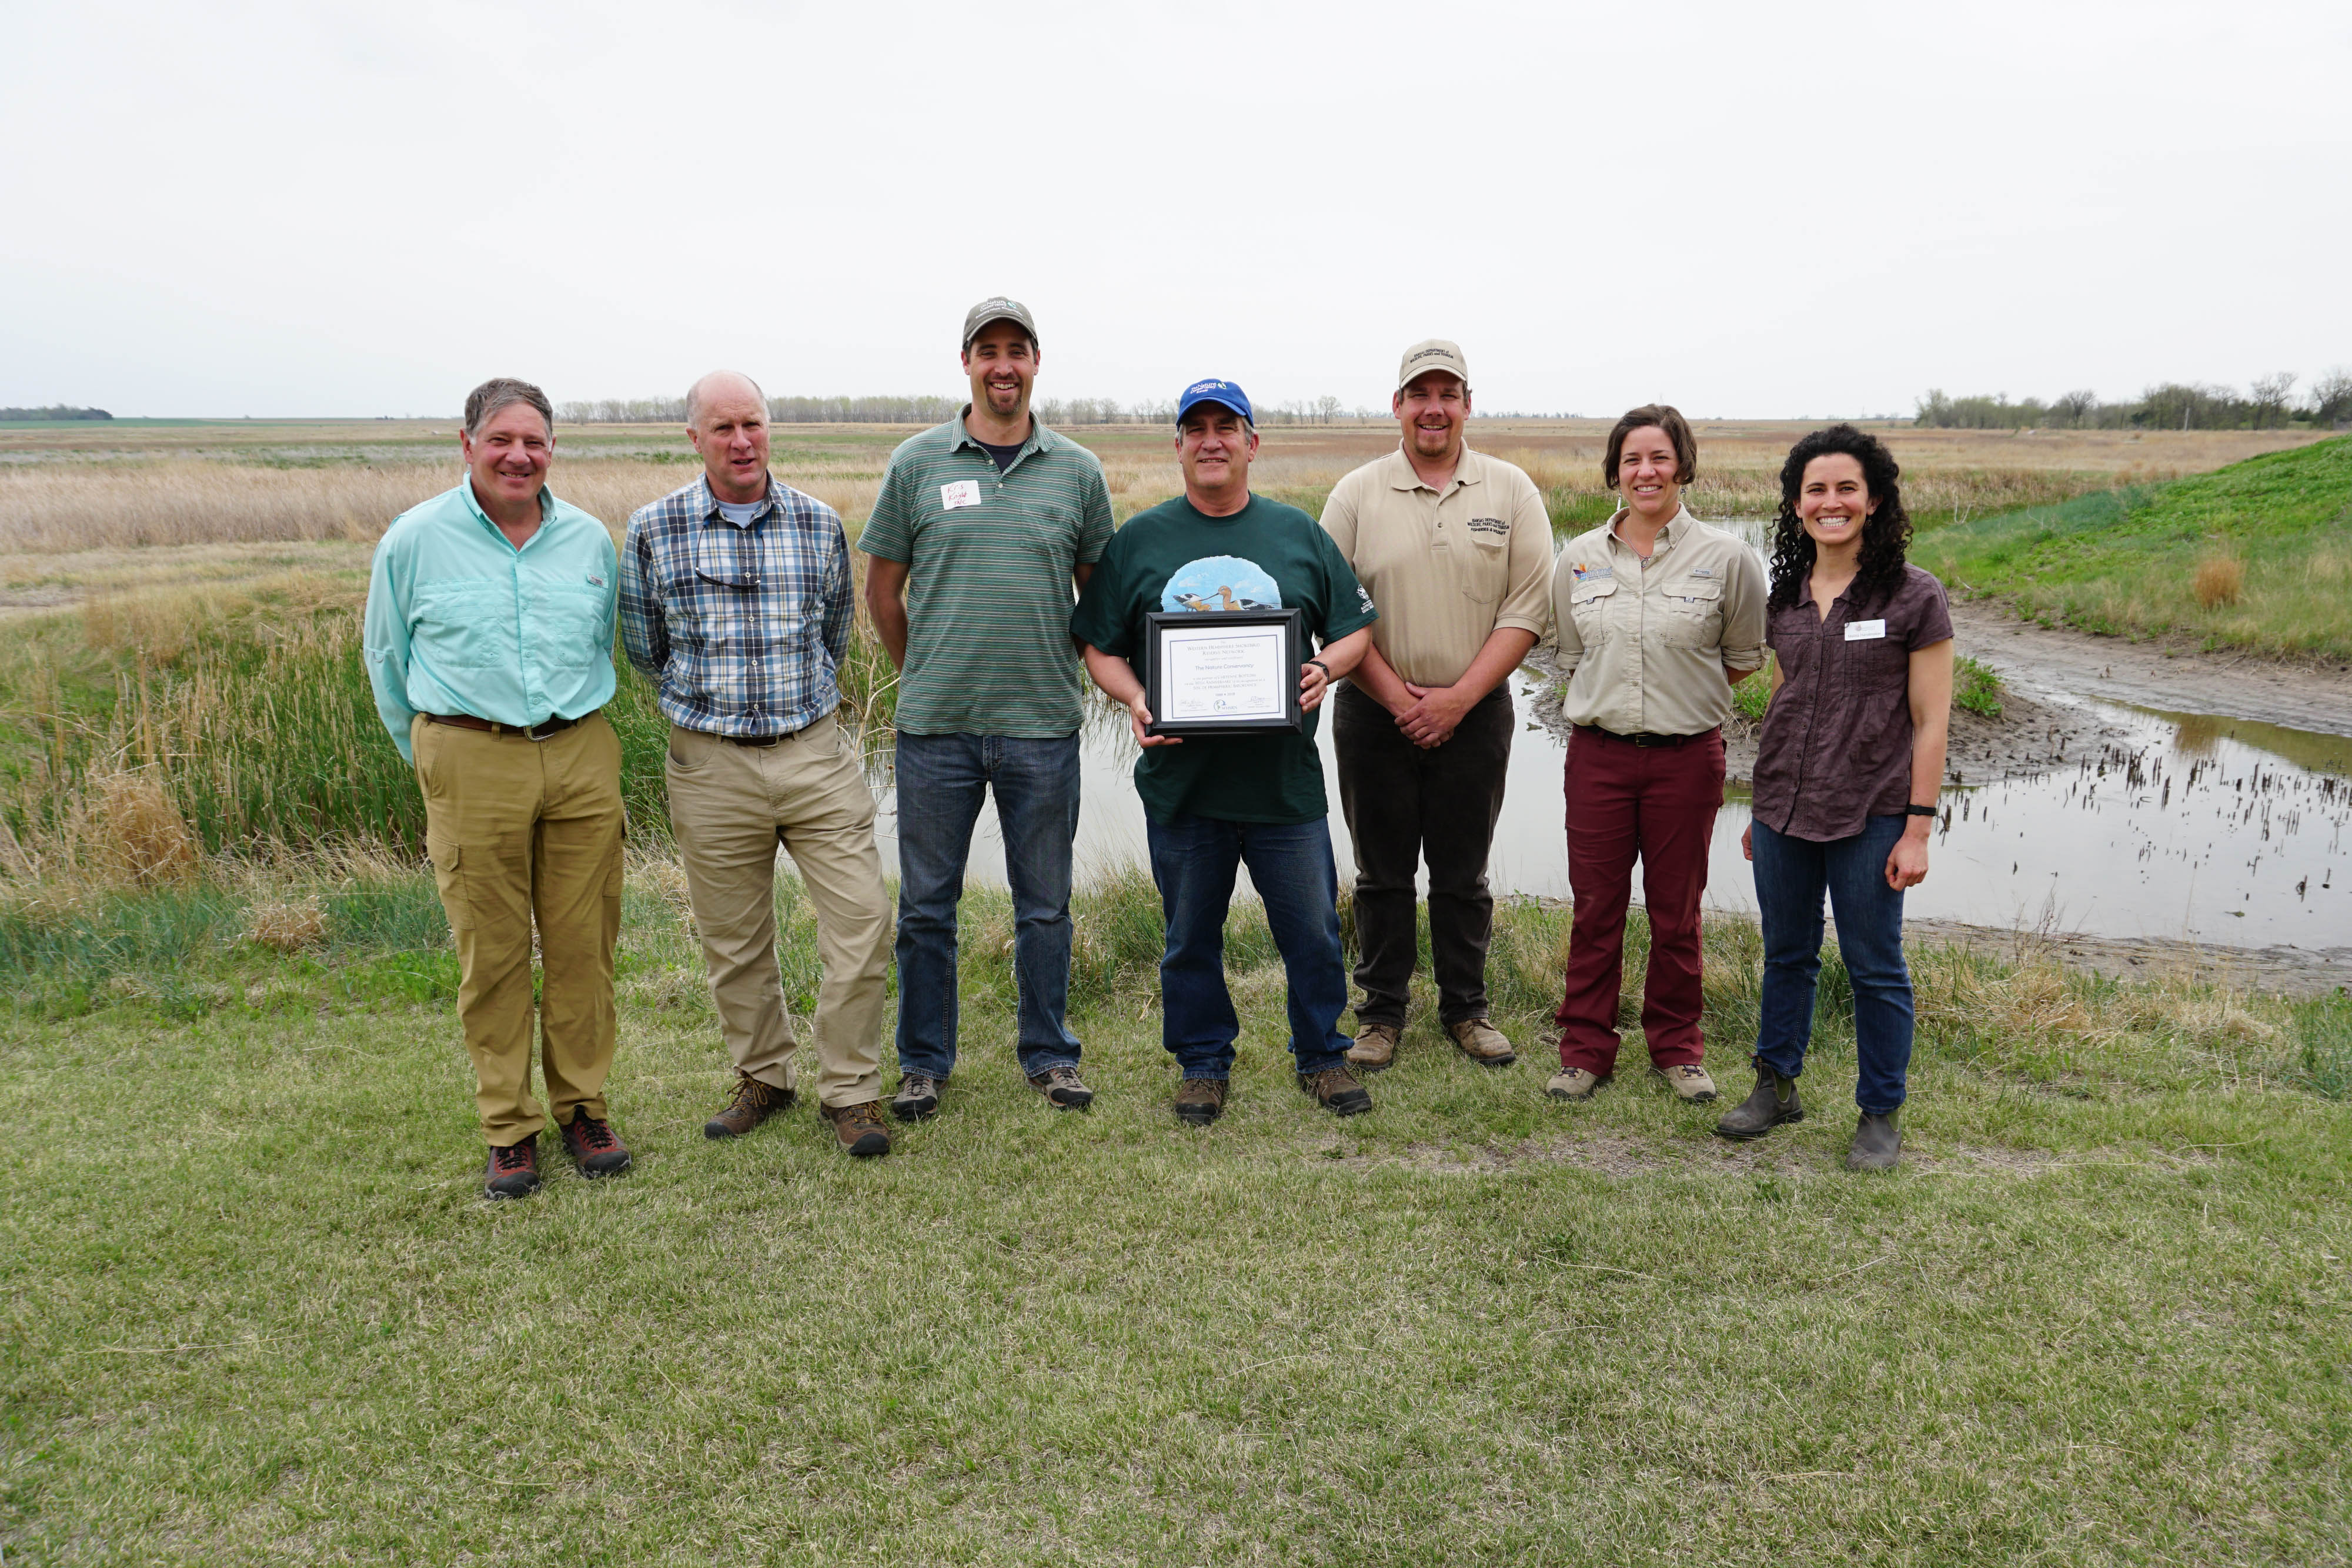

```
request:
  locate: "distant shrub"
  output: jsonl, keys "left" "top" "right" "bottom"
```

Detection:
{"left": 2193, "top": 554, "right": 2245, "bottom": 608}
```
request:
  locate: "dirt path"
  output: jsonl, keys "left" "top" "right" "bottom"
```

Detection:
{"left": 1947, "top": 597, "right": 2352, "bottom": 738}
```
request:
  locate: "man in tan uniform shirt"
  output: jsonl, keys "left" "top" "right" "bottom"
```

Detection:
{"left": 1320, "top": 340, "right": 1553, "bottom": 1070}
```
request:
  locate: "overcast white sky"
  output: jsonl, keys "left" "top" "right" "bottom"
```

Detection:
{"left": 5, "top": 0, "right": 2348, "bottom": 419}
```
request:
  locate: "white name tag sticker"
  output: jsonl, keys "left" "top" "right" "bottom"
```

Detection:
{"left": 940, "top": 480, "right": 983, "bottom": 511}
{"left": 1845, "top": 618, "right": 1888, "bottom": 641}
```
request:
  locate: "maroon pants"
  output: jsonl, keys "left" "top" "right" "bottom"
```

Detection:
{"left": 1555, "top": 727, "right": 1726, "bottom": 1075}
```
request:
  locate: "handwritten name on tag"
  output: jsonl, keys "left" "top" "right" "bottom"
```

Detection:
{"left": 940, "top": 480, "right": 983, "bottom": 511}
{"left": 1844, "top": 618, "right": 1888, "bottom": 641}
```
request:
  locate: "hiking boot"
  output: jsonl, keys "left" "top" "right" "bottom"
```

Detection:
{"left": 560, "top": 1111, "right": 632, "bottom": 1177}
{"left": 1652, "top": 1064, "right": 1720, "bottom": 1103}
{"left": 1345, "top": 1021, "right": 1401, "bottom": 1072}
{"left": 1174, "top": 1077, "right": 1229, "bottom": 1126}
{"left": 1715, "top": 1063, "right": 1803, "bottom": 1141}
{"left": 1847, "top": 1110, "right": 1902, "bottom": 1171}
{"left": 891, "top": 1074, "right": 942, "bottom": 1122}
{"left": 1298, "top": 1064, "right": 1372, "bottom": 1117}
{"left": 704, "top": 1072, "right": 793, "bottom": 1140}
{"left": 1545, "top": 1068, "right": 1609, "bottom": 1102}
{"left": 821, "top": 1100, "right": 892, "bottom": 1158}
{"left": 483, "top": 1136, "right": 540, "bottom": 1200}
{"left": 1028, "top": 1064, "right": 1094, "bottom": 1110}
{"left": 1448, "top": 1018, "right": 1517, "bottom": 1068}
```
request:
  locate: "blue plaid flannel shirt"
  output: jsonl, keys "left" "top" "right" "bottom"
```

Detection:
{"left": 619, "top": 474, "right": 854, "bottom": 737}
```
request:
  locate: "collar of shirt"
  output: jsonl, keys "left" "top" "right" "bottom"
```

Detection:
{"left": 1605, "top": 503, "right": 1694, "bottom": 566}
{"left": 1384, "top": 443, "right": 1486, "bottom": 500}
{"left": 950, "top": 406, "right": 1057, "bottom": 464}
{"left": 459, "top": 477, "right": 554, "bottom": 545}
{"left": 696, "top": 472, "right": 778, "bottom": 529}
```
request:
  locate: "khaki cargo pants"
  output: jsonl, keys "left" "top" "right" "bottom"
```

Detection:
{"left": 414, "top": 713, "right": 624, "bottom": 1146}
{"left": 666, "top": 710, "right": 890, "bottom": 1109}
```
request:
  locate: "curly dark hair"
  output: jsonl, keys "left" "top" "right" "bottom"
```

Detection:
{"left": 1766, "top": 423, "right": 1913, "bottom": 613}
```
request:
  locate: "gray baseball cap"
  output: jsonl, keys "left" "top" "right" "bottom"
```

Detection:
{"left": 961, "top": 296, "right": 1040, "bottom": 351}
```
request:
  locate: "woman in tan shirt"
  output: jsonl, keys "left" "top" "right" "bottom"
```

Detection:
{"left": 1546, "top": 405, "right": 1767, "bottom": 1107}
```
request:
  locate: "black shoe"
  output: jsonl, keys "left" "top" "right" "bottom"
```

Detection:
{"left": 484, "top": 1136, "right": 540, "bottom": 1200}
{"left": 892, "top": 1074, "right": 942, "bottom": 1122}
{"left": 1847, "top": 1109, "right": 1902, "bottom": 1171}
{"left": 1174, "top": 1077, "right": 1229, "bottom": 1126}
{"left": 1715, "top": 1063, "right": 1803, "bottom": 1141}
{"left": 560, "top": 1112, "right": 632, "bottom": 1177}
{"left": 1297, "top": 1064, "right": 1372, "bottom": 1117}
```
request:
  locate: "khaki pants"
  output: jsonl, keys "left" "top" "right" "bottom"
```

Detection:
{"left": 666, "top": 711, "right": 890, "bottom": 1109}
{"left": 414, "top": 713, "right": 624, "bottom": 1146}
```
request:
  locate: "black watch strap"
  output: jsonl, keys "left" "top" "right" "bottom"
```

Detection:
{"left": 1904, "top": 803, "right": 1939, "bottom": 817}
{"left": 1308, "top": 658, "right": 1331, "bottom": 678}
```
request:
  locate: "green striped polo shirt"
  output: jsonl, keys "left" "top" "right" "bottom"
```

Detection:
{"left": 859, "top": 409, "right": 1115, "bottom": 737}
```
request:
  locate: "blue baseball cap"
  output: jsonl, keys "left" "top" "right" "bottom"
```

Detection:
{"left": 1176, "top": 378, "right": 1252, "bottom": 427}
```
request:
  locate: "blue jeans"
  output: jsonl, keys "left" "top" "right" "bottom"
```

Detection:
{"left": 892, "top": 731, "right": 1082, "bottom": 1081}
{"left": 1750, "top": 814, "right": 1915, "bottom": 1113}
{"left": 1147, "top": 811, "right": 1352, "bottom": 1081}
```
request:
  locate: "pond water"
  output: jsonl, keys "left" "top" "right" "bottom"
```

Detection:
{"left": 868, "top": 677, "right": 2352, "bottom": 952}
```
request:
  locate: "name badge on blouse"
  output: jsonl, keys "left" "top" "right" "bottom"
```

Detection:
{"left": 940, "top": 480, "right": 983, "bottom": 511}
{"left": 1845, "top": 618, "right": 1888, "bottom": 641}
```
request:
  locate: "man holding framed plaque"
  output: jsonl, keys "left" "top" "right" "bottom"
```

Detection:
{"left": 1319, "top": 340, "right": 1553, "bottom": 1074}
{"left": 1071, "top": 379, "right": 1379, "bottom": 1127}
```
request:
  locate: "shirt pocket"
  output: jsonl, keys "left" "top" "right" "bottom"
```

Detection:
{"left": 412, "top": 581, "right": 512, "bottom": 670}
{"left": 1656, "top": 577, "right": 1723, "bottom": 650}
{"left": 1567, "top": 577, "right": 1619, "bottom": 640}
{"left": 1458, "top": 527, "right": 1509, "bottom": 605}
{"left": 532, "top": 580, "right": 611, "bottom": 670}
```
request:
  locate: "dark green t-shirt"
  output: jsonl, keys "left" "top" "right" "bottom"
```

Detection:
{"left": 1070, "top": 493, "right": 1378, "bottom": 825}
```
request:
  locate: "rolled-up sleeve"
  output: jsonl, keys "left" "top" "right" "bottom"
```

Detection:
{"left": 1721, "top": 547, "right": 1768, "bottom": 671}
{"left": 617, "top": 510, "right": 665, "bottom": 677}
{"left": 363, "top": 530, "right": 419, "bottom": 762}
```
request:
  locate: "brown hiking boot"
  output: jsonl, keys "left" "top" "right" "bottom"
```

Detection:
{"left": 1652, "top": 1064, "right": 1720, "bottom": 1102}
{"left": 821, "top": 1100, "right": 892, "bottom": 1158}
{"left": 891, "top": 1074, "right": 942, "bottom": 1122}
{"left": 1447, "top": 1018, "right": 1517, "bottom": 1068}
{"left": 1345, "top": 1021, "right": 1401, "bottom": 1072}
{"left": 1028, "top": 1064, "right": 1094, "bottom": 1110}
{"left": 1715, "top": 1062, "right": 1803, "bottom": 1141}
{"left": 1297, "top": 1064, "right": 1372, "bottom": 1116}
{"left": 1545, "top": 1068, "right": 1609, "bottom": 1102}
{"left": 483, "top": 1135, "right": 540, "bottom": 1199}
{"left": 704, "top": 1072, "right": 793, "bottom": 1140}
{"left": 560, "top": 1112, "right": 632, "bottom": 1178}
{"left": 1173, "top": 1076, "right": 1229, "bottom": 1126}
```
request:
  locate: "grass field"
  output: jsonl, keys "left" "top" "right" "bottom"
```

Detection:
{"left": 1912, "top": 436, "right": 2352, "bottom": 662}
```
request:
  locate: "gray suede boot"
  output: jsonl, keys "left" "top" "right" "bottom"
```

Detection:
{"left": 1714, "top": 1062, "right": 1803, "bottom": 1141}
{"left": 1847, "top": 1110, "right": 1902, "bottom": 1171}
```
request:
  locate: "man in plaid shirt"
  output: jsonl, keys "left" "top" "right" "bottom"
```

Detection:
{"left": 620, "top": 370, "right": 896, "bottom": 1159}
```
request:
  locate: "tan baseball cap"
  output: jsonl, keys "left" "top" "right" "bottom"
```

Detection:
{"left": 961, "top": 296, "right": 1040, "bottom": 351}
{"left": 1395, "top": 338, "right": 1469, "bottom": 393}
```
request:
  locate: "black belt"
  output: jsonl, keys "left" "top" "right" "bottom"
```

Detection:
{"left": 426, "top": 711, "right": 590, "bottom": 740}
{"left": 1573, "top": 724, "right": 1717, "bottom": 748}
{"left": 708, "top": 723, "right": 812, "bottom": 748}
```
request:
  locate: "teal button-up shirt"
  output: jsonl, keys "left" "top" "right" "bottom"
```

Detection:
{"left": 364, "top": 480, "right": 619, "bottom": 761}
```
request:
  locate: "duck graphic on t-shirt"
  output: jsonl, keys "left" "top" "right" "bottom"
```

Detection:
{"left": 1162, "top": 556, "right": 1281, "bottom": 613}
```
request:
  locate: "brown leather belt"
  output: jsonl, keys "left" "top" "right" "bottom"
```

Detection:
{"left": 425, "top": 710, "right": 593, "bottom": 741}
{"left": 1573, "top": 723, "right": 1718, "bottom": 749}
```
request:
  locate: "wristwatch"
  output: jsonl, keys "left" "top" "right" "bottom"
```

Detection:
{"left": 1903, "top": 804, "right": 1939, "bottom": 817}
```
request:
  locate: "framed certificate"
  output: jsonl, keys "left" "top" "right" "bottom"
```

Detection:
{"left": 1144, "top": 609, "right": 1306, "bottom": 737}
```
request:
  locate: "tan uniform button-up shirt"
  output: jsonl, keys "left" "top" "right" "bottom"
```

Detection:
{"left": 1319, "top": 447, "right": 1553, "bottom": 688}
{"left": 1551, "top": 507, "right": 1767, "bottom": 736}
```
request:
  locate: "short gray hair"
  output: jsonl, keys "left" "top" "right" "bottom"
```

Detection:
{"left": 686, "top": 370, "right": 768, "bottom": 429}
{"left": 463, "top": 377, "right": 554, "bottom": 438}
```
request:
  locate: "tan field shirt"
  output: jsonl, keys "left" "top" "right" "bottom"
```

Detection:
{"left": 1551, "top": 507, "right": 1767, "bottom": 735}
{"left": 1319, "top": 446, "right": 1553, "bottom": 687}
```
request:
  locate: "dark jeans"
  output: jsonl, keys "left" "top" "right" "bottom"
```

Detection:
{"left": 1332, "top": 681, "right": 1513, "bottom": 1029}
{"left": 1555, "top": 726, "right": 1725, "bottom": 1074}
{"left": 1145, "top": 811, "right": 1353, "bottom": 1081}
{"left": 891, "top": 731, "right": 1081, "bottom": 1081}
{"left": 1749, "top": 814, "right": 1915, "bottom": 1113}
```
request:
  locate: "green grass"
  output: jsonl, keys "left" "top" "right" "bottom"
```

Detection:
{"left": 1913, "top": 436, "right": 2352, "bottom": 660}
{"left": 4, "top": 866, "right": 2348, "bottom": 1563}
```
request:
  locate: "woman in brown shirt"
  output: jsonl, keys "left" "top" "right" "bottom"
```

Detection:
{"left": 1718, "top": 424, "right": 1952, "bottom": 1170}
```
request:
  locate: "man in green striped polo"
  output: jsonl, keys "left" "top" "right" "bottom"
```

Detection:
{"left": 861, "top": 297, "right": 1115, "bottom": 1121}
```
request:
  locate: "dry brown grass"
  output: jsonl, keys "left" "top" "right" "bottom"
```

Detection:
{"left": 82, "top": 769, "right": 202, "bottom": 889}
{"left": 242, "top": 897, "right": 329, "bottom": 952}
{"left": 2193, "top": 553, "right": 2246, "bottom": 607}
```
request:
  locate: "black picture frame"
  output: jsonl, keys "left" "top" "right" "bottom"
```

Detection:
{"left": 1143, "top": 609, "right": 1307, "bottom": 738}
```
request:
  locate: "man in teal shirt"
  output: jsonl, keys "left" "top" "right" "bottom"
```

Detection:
{"left": 364, "top": 377, "right": 630, "bottom": 1200}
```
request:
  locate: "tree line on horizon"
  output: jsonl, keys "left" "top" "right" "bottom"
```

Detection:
{"left": 1916, "top": 370, "right": 2352, "bottom": 432}
{"left": 0, "top": 405, "right": 111, "bottom": 422}
{"left": 552, "top": 394, "right": 1565, "bottom": 427}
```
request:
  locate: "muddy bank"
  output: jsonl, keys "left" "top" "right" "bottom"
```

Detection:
{"left": 1900, "top": 917, "right": 2352, "bottom": 999}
